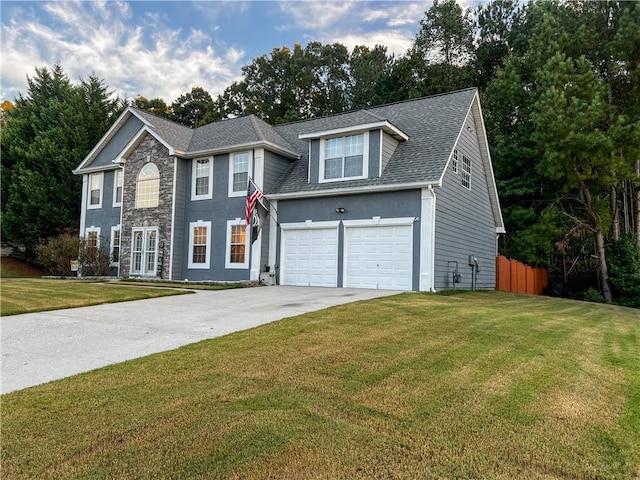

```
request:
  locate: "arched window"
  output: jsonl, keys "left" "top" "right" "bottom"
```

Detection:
{"left": 136, "top": 163, "right": 160, "bottom": 208}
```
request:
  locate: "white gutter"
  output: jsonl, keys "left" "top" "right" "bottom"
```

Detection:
{"left": 269, "top": 180, "right": 442, "bottom": 200}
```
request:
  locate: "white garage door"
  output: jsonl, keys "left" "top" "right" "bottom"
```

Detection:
{"left": 344, "top": 224, "right": 413, "bottom": 290}
{"left": 281, "top": 227, "right": 338, "bottom": 287}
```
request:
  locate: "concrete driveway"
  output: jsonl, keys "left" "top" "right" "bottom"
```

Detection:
{"left": 1, "top": 286, "right": 400, "bottom": 394}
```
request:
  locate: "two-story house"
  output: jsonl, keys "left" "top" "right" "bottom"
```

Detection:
{"left": 73, "top": 87, "right": 504, "bottom": 291}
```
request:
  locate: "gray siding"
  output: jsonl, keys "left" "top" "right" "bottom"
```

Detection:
{"left": 84, "top": 169, "right": 121, "bottom": 231}
{"left": 91, "top": 116, "right": 144, "bottom": 168}
{"left": 171, "top": 159, "right": 187, "bottom": 280}
{"left": 263, "top": 150, "right": 292, "bottom": 193}
{"left": 368, "top": 130, "right": 381, "bottom": 179}
{"left": 309, "top": 139, "right": 320, "bottom": 183}
{"left": 434, "top": 110, "right": 496, "bottom": 290}
{"left": 381, "top": 131, "right": 399, "bottom": 174}
{"left": 258, "top": 150, "right": 289, "bottom": 276}
{"left": 83, "top": 168, "right": 122, "bottom": 276}
{"left": 276, "top": 190, "right": 422, "bottom": 290}
{"left": 181, "top": 153, "right": 252, "bottom": 282}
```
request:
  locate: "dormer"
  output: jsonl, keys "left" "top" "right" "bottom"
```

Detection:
{"left": 299, "top": 119, "right": 408, "bottom": 184}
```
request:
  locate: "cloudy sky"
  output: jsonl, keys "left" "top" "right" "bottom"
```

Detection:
{"left": 1, "top": 0, "right": 480, "bottom": 103}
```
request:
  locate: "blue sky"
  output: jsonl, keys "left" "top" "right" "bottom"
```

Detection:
{"left": 1, "top": 1, "right": 480, "bottom": 103}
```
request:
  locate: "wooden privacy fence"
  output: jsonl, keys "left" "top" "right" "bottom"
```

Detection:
{"left": 496, "top": 255, "right": 548, "bottom": 295}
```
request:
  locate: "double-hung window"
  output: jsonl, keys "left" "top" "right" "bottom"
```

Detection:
{"left": 462, "top": 155, "right": 471, "bottom": 190}
{"left": 321, "top": 133, "right": 367, "bottom": 182}
{"left": 110, "top": 225, "right": 121, "bottom": 266}
{"left": 188, "top": 221, "right": 211, "bottom": 269}
{"left": 85, "top": 226, "right": 100, "bottom": 249}
{"left": 229, "top": 152, "right": 251, "bottom": 197}
{"left": 88, "top": 173, "right": 103, "bottom": 209}
{"left": 225, "top": 219, "right": 249, "bottom": 269}
{"left": 452, "top": 149, "right": 458, "bottom": 174}
{"left": 192, "top": 158, "right": 213, "bottom": 200}
{"left": 113, "top": 169, "right": 123, "bottom": 206}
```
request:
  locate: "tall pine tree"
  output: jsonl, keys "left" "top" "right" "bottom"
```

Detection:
{"left": 1, "top": 65, "right": 123, "bottom": 258}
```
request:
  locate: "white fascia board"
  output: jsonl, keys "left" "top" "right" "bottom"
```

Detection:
{"left": 75, "top": 107, "right": 137, "bottom": 171}
{"left": 437, "top": 101, "right": 472, "bottom": 188}
{"left": 473, "top": 91, "right": 506, "bottom": 232}
{"left": 77, "top": 107, "right": 157, "bottom": 170}
{"left": 114, "top": 126, "right": 175, "bottom": 163}
{"left": 78, "top": 108, "right": 135, "bottom": 167}
{"left": 186, "top": 141, "right": 300, "bottom": 160}
{"left": 268, "top": 181, "right": 441, "bottom": 200}
{"left": 496, "top": 227, "right": 506, "bottom": 234}
{"left": 73, "top": 164, "right": 121, "bottom": 175}
{"left": 298, "top": 121, "right": 408, "bottom": 141}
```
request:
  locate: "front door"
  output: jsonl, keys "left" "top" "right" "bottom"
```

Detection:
{"left": 131, "top": 227, "right": 158, "bottom": 276}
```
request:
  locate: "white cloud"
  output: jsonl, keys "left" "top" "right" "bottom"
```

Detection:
{"left": 0, "top": 1, "right": 245, "bottom": 102}
{"left": 278, "top": 1, "right": 357, "bottom": 30}
{"left": 277, "top": 1, "right": 428, "bottom": 57}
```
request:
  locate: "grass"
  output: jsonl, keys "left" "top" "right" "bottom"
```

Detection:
{"left": 0, "top": 278, "right": 192, "bottom": 316}
{"left": 2, "top": 292, "right": 639, "bottom": 479}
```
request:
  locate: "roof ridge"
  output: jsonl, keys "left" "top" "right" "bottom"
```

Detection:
{"left": 273, "top": 87, "right": 478, "bottom": 127}
{"left": 131, "top": 107, "right": 194, "bottom": 132}
{"left": 368, "top": 87, "right": 477, "bottom": 112}
{"left": 248, "top": 114, "right": 266, "bottom": 142}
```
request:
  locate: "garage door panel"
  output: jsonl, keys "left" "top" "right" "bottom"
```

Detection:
{"left": 282, "top": 227, "right": 338, "bottom": 287}
{"left": 345, "top": 224, "right": 412, "bottom": 290}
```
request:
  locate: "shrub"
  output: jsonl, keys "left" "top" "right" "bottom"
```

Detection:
{"left": 583, "top": 287, "right": 605, "bottom": 304}
{"left": 78, "top": 236, "right": 111, "bottom": 276}
{"left": 36, "top": 233, "right": 81, "bottom": 276}
{"left": 36, "top": 232, "right": 112, "bottom": 277}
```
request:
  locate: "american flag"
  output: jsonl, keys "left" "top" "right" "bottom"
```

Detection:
{"left": 245, "top": 178, "right": 265, "bottom": 224}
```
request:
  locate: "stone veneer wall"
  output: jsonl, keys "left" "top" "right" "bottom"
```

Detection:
{"left": 120, "top": 134, "right": 175, "bottom": 279}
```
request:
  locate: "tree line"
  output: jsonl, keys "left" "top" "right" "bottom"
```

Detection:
{"left": 2, "top": 0, "right": 638, "bottom": 305}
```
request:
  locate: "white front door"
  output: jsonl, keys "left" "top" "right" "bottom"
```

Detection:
{"left": 131, "top": 227, "right": 158, "bottom": 276}
{"left": 281, "top": 226, "right": 338, "bottom": 287}
{"left": 344, "top": 224, "right": 413, "bottom": 290}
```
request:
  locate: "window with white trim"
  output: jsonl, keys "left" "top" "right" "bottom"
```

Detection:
{"left": 188, "top": 221, "right": 211, "bottom": 269}
{"left": 85, "top": 226, "right": 101, "bottom": 249}
{"left": 113, "top": 169, "right": 123, "bottom": 206}
{"left": 320, "top": 133, "right": 367, "bottom": 182}
{"left": 88, "top": 173, "right": 103, "bottom": 209}
{"left": 452, "top": 149, "right": 458, "bottom": 174}
{"left": 131, "top": 227, "right": 158, "bottom": 276}
{"left": 225, "top": 219, "right": 249, "bottom": 269}
{"left": 462, "top": 155, "right": 471, "bottom": 189}
{"left": 110, "top": 225, "right": 121, "bottom": 266}
{"left": 192, "top": 158, "right": 213, "bottom": 200}
{"left": 136, "top": 163, "right": 160, "bottom": 208}
{"left": 229, "top": 152, "right": 251, "bottom": 196}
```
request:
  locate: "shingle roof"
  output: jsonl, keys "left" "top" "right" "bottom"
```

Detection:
{"left": 188, "top": 115, "right": 297, "bottom": 155}
{"left": 99, "top": 89, "right": 476, "bottom": 194}
{"left": 271, "top": 87, "right": 477, "bottom": 194}
{"left": 132, "top": 108, "right": 193, "bottom": 153}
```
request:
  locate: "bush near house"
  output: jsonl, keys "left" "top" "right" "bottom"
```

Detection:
{"left": 35, "top": 232, "right": 111, "bottom": 276}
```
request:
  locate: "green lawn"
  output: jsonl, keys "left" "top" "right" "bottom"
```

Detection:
{"left": 0, "top": 278, "right": 191, "bottom": 316}
{"left": 2, "top": 292, "right": 639, "bottom": 479}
